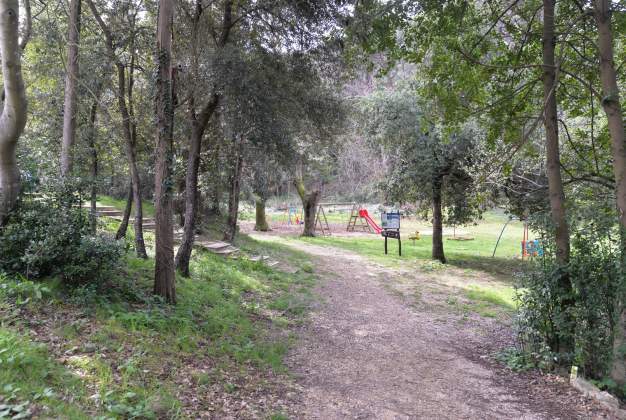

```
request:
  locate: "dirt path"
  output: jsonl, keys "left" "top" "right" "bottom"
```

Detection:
{"left": 259, "top": 237, "right": 611, "bottom": 420}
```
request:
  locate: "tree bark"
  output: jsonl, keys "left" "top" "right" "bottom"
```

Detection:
{"left": 254, "top": 197, "right": 270, "bottom": 232}
{"left": 543, "top": 0, "right": 570, "bottom": 267}
{"left": 592, "top": 0, "right": 626, "bottom": 385}
{"left": 431, "top": 176, "right": 446, "bottom": 263}
{"left": 174, "top": 94, "right": 219, "bottom": 276}
{"left": 0, "top": 0, "right": 27, "bottom": 226}
{"left": 115, "top": 180, "right": 133, "bottom": 240}
{"left": 87, "top": 98, "right": 98, "bottom": 234}
{"left": 117, "top": 62, "right": 146, "bottom": 258}
{"left": 294, "top": 178, "right": 320, "bottom": 237}
{"left": 543, "top": 0, "right": 573, "bottom": 354}
{"left": 223, "top": 140, "right": 243, "bottom": 242}
{"left": 153, "top": 0, "right": 176, "bottom": 303}
{"left": 60, "top": 0, "right": 81, "bottom": 177}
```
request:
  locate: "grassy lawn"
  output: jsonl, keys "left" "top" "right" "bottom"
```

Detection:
{"left": 299, "top": 209, "right": 528, "bottom": 280}
{"left": 0, "top": 232, "right": 315, "bottom": 418}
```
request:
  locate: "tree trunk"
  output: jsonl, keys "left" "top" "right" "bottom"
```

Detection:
{"left": 86, "top": 0, "right": 146, "bottom": 257}
{"left": 115, "top": 180, "right": 133, "bottom": 240}
{"left": 223, "top": 141, "right": 243, "bottom": 242}
{"left": 543, "top": 0, "right": 573, "bottom": 355}
{"left": 294, "top": 178, "right": 320, "bottom": 237}
{"left": 60, "top": 0, "right": 81, "bottom": 177}
{"left": 592, "top": 0, "right": 626, "bottom": 385}
{"left": 432, "top": 176, "right": 446, "bottom": 263}
{"left": 254, "top": 197, "right": 270, "bottom": 232}
{"left": 87, "top": 98, "right": 98, "bottom": 234}
{"left": 173, "top": 2, "right": 220, "bottom": 275}
{"left": 0, "top": 0, "right": 27, "bottom": 226}
{"left": 153, "top": 0, "right": 176, "bottom": 303}
{"left": 116, "top": 63, "right": 147, "bottom": 258}
{"left": 175, "top": 104, "right": 217, "bottom": 276}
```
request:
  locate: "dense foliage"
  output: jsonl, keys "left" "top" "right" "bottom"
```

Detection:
{"left": 0, "top": 182, "right": 123, "bottom": 283}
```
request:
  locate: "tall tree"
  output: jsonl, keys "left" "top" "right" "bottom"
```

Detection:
{"left": 542, "top": 0, "right": 573, "bottom": 354}
{"left": 0, "top": 0, "right": 28, "bottom": 225}
{"left": 153, "top": 0, "right": 176, "bottom": 303}
{"left": 87, "top": 0, "right": 147, "bottom": 258}
{"left": 294, "top": 176, "right": 320, "bottom": 237}
{"left": 362, "top": 84, "right": 483, "bottom": 263}
{"left": 591, "top": 0, "right": 626, "bottom": 385}
{"left": 60, "top": 0, "right": 81, "bottom": 176}
{"left": 543, "top": 0, "right": 570, "bottom": 267}
{"left": 174, "top": 0, "right": 231, "bottom": 275}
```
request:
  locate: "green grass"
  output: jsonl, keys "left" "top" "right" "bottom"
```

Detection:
{"left": 465, "top": 285, "right": 516, "bottom": 310}
{"left": 0, "top": 232, "right": 315, "bottom": 417}
{"left": 298, "top": 209, "right": 527, "bottom": 280}
{"left": 0, "top": 328, "right": 91, "bottom": 419}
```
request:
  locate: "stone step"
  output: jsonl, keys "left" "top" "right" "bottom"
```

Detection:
{"left": 247, "top": 255, "right": 279, "bottom": 267}
{"left": 212, "top": 246, "right": 239, "bottom": 256}
{"left": 83, "top": 205, "right": 118, "bottom": 212}
{"left": 97, "top": 210, "right": 124, "bottom": 217}
{"left": 199, "top": 241, "right": 232, "bottom": 251}
{"left": 111, "top": 216, "right": 156, "bottom": 223}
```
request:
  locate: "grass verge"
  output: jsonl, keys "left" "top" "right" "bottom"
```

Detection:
{"left": 0, "top": 233, "right": 314, "bottom": 418}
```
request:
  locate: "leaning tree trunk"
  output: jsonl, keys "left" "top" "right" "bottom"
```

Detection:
{"left": 0, "top": 0, "right": 27, "bottom": 226}
{"left": 153, "top": 0, "right": 176, "bottom": 303}
{"left": 223, "top": 142, "right": 243, "bottom": 242}
{"left": 175, "top": 94, "right": 219, "bottom": 276}
{"left": 593, "top": 0, "right": 626, "bottom": 385}
{"left": 115, "top": 180, "right": 133, "bottom": 240}
{"left": 543, "top": 0, "right": 573, "bottom": 355}
{"left": 174, "top": 124, "right": 201, "bottom": 276}
{"left": 254, "top": 197, "right": 270, "bottom": 232}
{"left": 431, "top": 176, "right": 446, "bottom": 263}
{"left": 294, "top": 178, "right": 320, "bottom": 237}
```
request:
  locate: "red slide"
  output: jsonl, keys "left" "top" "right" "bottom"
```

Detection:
{"left": 359, "top": 209, "right": 382, "bottom": 234}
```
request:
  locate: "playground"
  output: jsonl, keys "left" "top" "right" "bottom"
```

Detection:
{"left": 241, "top": 204, "right": 529, "bottom": 262}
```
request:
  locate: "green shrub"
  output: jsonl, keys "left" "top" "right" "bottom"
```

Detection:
{"left": 0, "top": 274, "right": 51, "bottom": 306}
{"left": 515, "top": 218, "right": 621, "bottom": 378}
{"left": 0, "top": 181, "right": 123, "bottom": 284}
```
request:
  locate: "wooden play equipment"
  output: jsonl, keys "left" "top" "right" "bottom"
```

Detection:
{"left": 314, "top": 204, "right": 331, "bottom": 236}
{"left": 347, "top": 204, "right": 379, "bottom": 233}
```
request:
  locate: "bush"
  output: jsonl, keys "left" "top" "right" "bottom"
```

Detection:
{"left": 0, "top": 181, "right": 123, "bottom": 284}
{"left": 515, "top": 220, "right": 621, "bottom": 378}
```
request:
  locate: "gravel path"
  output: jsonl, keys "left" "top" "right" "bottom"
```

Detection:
{"left": 276, "top": 239, "right": 610, "bottom": 420}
